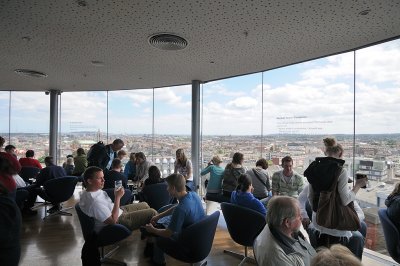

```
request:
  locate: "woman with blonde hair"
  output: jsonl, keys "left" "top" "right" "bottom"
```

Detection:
{"left": 311, "top": 244, "right": 362, "bottom": 266}
{"left": 304, "top": 137, "right": 367, "bottom": 259}
{"left": 174, "top": 148, "right": 194, "bottom": 190}
{"left": 385, "top": 182, "right": 400, "bottom": 230}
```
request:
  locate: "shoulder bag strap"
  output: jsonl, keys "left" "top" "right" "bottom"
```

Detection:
{"left": 252, "top": 169, "right": 269, "bottom": 190}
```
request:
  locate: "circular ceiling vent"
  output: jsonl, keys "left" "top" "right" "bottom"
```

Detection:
{"left": 14, "top": 69, "right": 48, "bottom": 78}
{"left": 148, "top": 33, "right": 188, "bottom": 51}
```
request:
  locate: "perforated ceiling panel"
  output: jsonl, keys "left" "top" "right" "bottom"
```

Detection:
{"left": 0, "top": 0, "right": 399, "bottom": 91}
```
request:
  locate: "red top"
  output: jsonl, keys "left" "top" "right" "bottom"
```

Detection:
{"left": 19, "top": 157, "right": 43, "bottom": 169}
{"left": 0, "top": 152, "right": 21, "bottom": 192}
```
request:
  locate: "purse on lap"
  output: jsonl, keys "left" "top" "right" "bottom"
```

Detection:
{"left": 316, "top": 172, "right": 361, "bottom": 231}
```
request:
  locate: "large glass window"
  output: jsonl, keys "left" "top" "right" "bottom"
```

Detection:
{"left": 108, "top": 89, "right": 154, "bottom": 162}
{"left": 202, "top": 73, "right": 263, "bottom": 170}
{"left": 153, "top": 85, "right": 192, "bottom": 176}
{"left": 0, "top": 91, "right": 10, "bottom": 138}
{"left": 354, "top": 39, "right": 400, "bottom": 253}
{"left": 9, "top": 92, "right": 50, "bottom": 161}
{"left": 59, "top": 91, "right": 107, "bottom": 163}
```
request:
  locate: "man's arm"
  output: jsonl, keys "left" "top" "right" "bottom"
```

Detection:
{"left": 104, "top": 187, "right": 124, "bottom": 224}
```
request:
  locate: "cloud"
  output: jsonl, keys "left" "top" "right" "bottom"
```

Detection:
{"left": 227, "top": 97, "right": 258, "bottom": 109}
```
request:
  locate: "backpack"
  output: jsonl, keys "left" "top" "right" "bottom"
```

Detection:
{"left": 87, "top": 141, "right": 106, "bottom": 167}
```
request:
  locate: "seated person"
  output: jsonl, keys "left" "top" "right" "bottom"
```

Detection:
{"left": 73, "top": 148, "right": 88, "bottom": 177}
{"left": 25, "top": 156, "right": 66, "bottom": 213}
{"left": 124, "top": 152, "right": 136, "bottom": 181}
{"left": 272, "top": 156, "right": 304, "bottom": 198}
{"left": 311, "top": 244, "right": 362, "bottom": 266}
{"left": 18, "top": 150, "right": 42, "bottom": 169}
{"left": 385, "top": 182, "right": 400, "bottom": 230}
{"left": 231, "top": 174, "right": 266, "bottom": 216}
{"left": 0, "top": 150, "right": 21, "bottom": 198}
{"left": 201, "top": 155, "right": 224, "bottom": 196}
{"left": 254, "top": 196, "right": 316, "bottom": 266}
{"left": 143, "top": 166, "right": 164, "bottom": 187}
{"left": 103, "top": 159, "right": 128, "bottom": 189}
{"left": 143, "top": 173, "right": 205, "bottom": 265}
{"left": 246, "top": 158, "right": 271, "bottom": 200}
{"left": 0, "top": 180, "right": 22, "bottom": 266}
{"left": 79, "top": 166, "right": 157, "bottom": 232}
{"left": 135, "top": 152, "right": 154, "bottom": 183}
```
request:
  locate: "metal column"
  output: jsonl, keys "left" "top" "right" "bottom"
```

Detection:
{"left": 191, "top": 80, "right": 201, "bottom": 191}
{"left": 49, "top": 90, "right": 59, "bottom": 161}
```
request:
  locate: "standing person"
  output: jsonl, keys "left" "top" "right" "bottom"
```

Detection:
{"left": 254, "top": 196, "right": 316, "bottom": 266}
{"left": 385, "top": 182, "right": 400, "bottom": 230}
{"left": 87, "top": 139, "right": 124, "bottom": 171}
{"left": 201, "top": 155, "right": 224, "bottom": 195}
{"left": 135, "top": 152, "right": 154, "bottom": 183}
{"left": 19, "top": 150, "right": 42, "bottom": 169}
{"left": 230, "top": 174, "right": 266, "bottom": 216}
{"left": 174, "top": 148, "right": 194, "bottom": 191}
{"left": 103, "top": 159, "right": 128, "bottom": 189}
{"left": 246, "top": 158, "right": 271, "bottom": 202}
{"left": 73, "top": 148, "right": 88, "bottom": 177}
{"left": 79, "top": 166, "right": 157, "bottom": 232}
{"left": 304, "top": 137, "right": 367, "bottom": 259}
{"left": 272, "top": 156, "right": 304, "bottom": 198}
{"left": 124, "top": 152, "right": 136, "bottom": 181}
{"left": 143, "top": 173, "right": 205, "bottom": 265}
{"left": 222, "top": 152, "right": 246, "bottom": 198}
{"left": 64, "top": 157, "right": 75, "bottom": 175}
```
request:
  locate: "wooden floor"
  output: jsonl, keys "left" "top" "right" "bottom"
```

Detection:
{"left": 19, "top": 186, "right": 254, "bottom": 266}
{"left": 19, "top": 186, "right": 397, "bottom": 266}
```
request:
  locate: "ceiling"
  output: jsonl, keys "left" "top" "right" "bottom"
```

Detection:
{"left": 1, "top": 0, "right": 400, "bottom": 92}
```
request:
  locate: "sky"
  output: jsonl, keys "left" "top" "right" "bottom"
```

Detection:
{"left": 0, "top": 39, "right": 399, "bottom": 136}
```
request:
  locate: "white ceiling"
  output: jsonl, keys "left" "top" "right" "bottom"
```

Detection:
{"left": 1, "top": 0, "right": 399, "bottom": 92}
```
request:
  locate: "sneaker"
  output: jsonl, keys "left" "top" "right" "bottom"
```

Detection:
{"left": 143, "top": 242, "right": 154, "bottom": 258}
{"left": 47, "top": 205, "right": 61, "bottom": 214}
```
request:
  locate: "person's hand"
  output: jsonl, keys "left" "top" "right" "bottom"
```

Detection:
{"left": 114, "top": 187, "right": 125, "bottom": 199}
{"left": 302, "top": 218, "right": 311, "bottom": 229}
{"left": 144, "top": 223, "right": 155, "bottom": 233}
{"left": 355, "top": 177, "right": 368, "bottom": 189}
{"left": 150, "top": 215, "right": 160, "bottom": 225}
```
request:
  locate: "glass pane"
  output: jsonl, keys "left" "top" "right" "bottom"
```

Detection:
{"left": 59, "top": 91, "right": 107, "bottom": 164}
{"left": 108, "top": 89, "right": 153, "bottom": 164}
{"left": 355, "top": 39, "right": 400, "bottom": 255}
{"left": 202, "top": 73, "right": 263, "bottom": 169}
{"left": 0, "top": 91, "right": 10, "bottom": 138}
{"left": 154, "top": 85, "right": 191, "bottom": 177}
{"left": 262, "top": 52, "right": 354, "bottom": 176}
{"left": 9, "top": 91, "right": 50, "bottom": 162}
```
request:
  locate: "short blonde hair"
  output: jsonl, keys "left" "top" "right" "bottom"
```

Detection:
{"left": 311, "top": 244, "right": 361, "bottom": 266}
{"left": 211, "top": 155, "right": 222, "bottom": 164}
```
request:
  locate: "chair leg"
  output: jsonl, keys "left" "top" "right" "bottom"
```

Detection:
{"left": 100, "top": 246, "right": 126, "bottom": 265}
{"left": 42, "top": 205, "right": 74, "bottom": 220}
{"left": 223, "top": 246, "right": 256, "bottom": 265}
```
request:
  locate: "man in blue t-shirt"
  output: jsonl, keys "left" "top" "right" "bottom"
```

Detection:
{"left": 144, "top": 173, "right": 205, "bottom": 265}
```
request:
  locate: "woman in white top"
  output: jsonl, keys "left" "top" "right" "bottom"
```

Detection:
{"left": 174, "top": 149, "right": 194, "bottom": 190}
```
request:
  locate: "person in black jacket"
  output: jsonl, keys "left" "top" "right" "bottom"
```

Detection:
{"left": 385, "top": 182, "right": 400, "bottom": 230}
{"left": 87, "top": 139, "right": 124, "bottom": 171}
{"left": 103, "top": 159, "right": 128, "bottom": 189}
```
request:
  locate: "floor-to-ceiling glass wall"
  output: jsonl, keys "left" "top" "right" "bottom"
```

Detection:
{"left": 0, "top": 91, "right": 10, "bottom": 142}
{"left": 107, "top": 89, "right": 154, "bottom": 166}
{"left": 59, "top": 91, "right": 107, "bottom": 164}
{"left": 154, "top": 85, "right": 192, "bottom": 177}
{"left": 354, "top": 39, "right": 400, "bottom": 252}
{"left": 9, "top": 92, "right": 50, "bottom": 163}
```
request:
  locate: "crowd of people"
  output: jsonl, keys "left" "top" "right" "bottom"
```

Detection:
{"left": 1, "top": 134, "right": 400, "bottom": 266}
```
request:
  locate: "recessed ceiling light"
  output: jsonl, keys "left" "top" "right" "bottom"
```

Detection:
{"left": 14, "top": 69, "right": 47, "bottom": 78}
{"left": 148, "top": 33, "right": 188, "bottom": 51}
{"left": 91, "top": 60, "right": 105, "bottom": 67}
{"left": 22, "top": 36, "right": 31, "bottom": 42}
{"left": 77, "top": 0, "right": 87, "bottom": 7}
{"left": 359, "top": 9, "right": 371, "bottom": 16}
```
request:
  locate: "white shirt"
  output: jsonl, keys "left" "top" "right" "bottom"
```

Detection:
{"left": 79, "top": 190, "right": 123, "bottom": 233}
